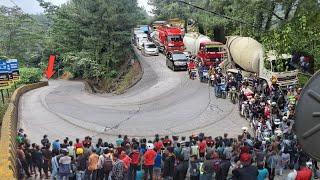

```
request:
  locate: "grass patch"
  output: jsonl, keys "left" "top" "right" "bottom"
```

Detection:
{"left": 0, "top": 84, "right": 22, "bottom": 126}
{"left": 114, "top": 61, "right": 142, "bottom": 95}
{"left": 298, "top": 73, "right": 312, "bottom": 87}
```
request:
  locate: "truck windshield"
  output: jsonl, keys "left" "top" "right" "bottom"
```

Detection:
{"left": 206, "top": 46, "right": 220, "bottom": 52}
{"left": 270, "top": 58, "right": 297, "bottom": 72}
{"left": 167, "top": 35, "right": 182, "bottom": 42}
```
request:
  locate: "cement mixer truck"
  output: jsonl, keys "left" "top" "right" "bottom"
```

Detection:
{"left": 183, "top": 32, "right": 225, "bottom": 67}
{"left": 220, "top": 36, "right": 299, "bottom": 89}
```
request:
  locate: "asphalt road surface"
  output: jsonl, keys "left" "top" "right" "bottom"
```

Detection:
{"left": 19, "top": 49, "right": 249, "bottom": 145}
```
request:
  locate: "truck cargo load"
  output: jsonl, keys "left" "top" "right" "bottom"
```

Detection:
{"left": 221, "top": 36, "right": 299, "bottom": 89}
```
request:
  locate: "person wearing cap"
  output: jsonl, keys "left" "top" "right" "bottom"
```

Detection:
{"left": 143, "top": 143, "right": 156, "bottom": 180}
{"left": 232, "top": 153, "right": 258, "bottom": 180}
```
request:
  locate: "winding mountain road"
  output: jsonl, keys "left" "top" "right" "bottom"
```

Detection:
{"left": 19, "top": 49, "right": 249, "bottom": 144}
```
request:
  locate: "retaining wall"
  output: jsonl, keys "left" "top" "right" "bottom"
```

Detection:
{"left": 0, "top": 81, "right": 48, "bottom": 179}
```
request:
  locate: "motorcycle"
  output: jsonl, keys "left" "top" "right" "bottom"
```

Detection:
{"left": 215, "top": 80, "right": 227, "bottom": 98}
{"left": 230, "top": 86, "right": 237, "bottom": 104}
{"left": 189, "top": 69, "right": 197, "bottom": 80}
{"left": 199, "top": 69, "right": 209, "bottom": 83}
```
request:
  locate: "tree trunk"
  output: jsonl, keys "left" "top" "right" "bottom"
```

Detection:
{"left": 265, "top": 1, "right": 276, "bottom": 30}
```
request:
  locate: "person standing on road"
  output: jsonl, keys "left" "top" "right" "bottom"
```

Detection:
{"left": 143, "top": 144, "right": 157, "bottom": 180}
{"left": 162, "top": 147, "right": 175, "bottom": 180}
{"left": 17, "top": 143, "right": 31, "bottom": 177}
{"left": 129, "top": 144, "right": 140, "bottom": 180}
{"left": 50, "top": 151, "right": 60, "bottom": 180}
{"left": 34, "top": 145, "right": 44, "bottom": 178}
{"left": 85, "top": 149, "right": 99, "bottom": 179}
{"left": 58, "top": 149, "right": 72, "bottom": 180}
{"left": 112, "top": 152, "right": 125, "bottom": 180}
{"left": 76, "top": 151, "right": 88, "bottom": 180}
{"left": 189, "top": 154, "right": 200, "bottom": 180}
{"left": 42, "top": 143, "right": 52, "bottom": 179}
{"left": 232, "top": 153, "right": 258, "bottom": 180}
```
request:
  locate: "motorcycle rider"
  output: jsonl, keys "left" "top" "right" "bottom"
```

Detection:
{"left": 187, "top": 59, "right": 197, "bottom": 79}
{"left": 226, "top": 76, "right": 237, "bottom": 93}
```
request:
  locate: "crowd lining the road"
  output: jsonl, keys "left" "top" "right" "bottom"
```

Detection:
{"left": 16, "top": 65, "right": 319, "bottom": 180}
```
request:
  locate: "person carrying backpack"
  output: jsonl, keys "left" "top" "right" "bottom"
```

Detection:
{"left": 58, "top": 149, "right": 72, "bottom": 180}
{"left": 98, "top": 148, "right": 113, "bottom": 180}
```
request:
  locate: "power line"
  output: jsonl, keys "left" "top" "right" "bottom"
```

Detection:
{"left": 174, "top": 0, "right": 257, "bottom": 28}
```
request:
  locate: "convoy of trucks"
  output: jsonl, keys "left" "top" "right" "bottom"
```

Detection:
{"left": 133, "top": 20, "right": 299, "bottom": 89}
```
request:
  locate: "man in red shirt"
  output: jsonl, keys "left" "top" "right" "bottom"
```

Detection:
{"left": 129, "top": 144, "right": 140, "bottom": 180}
{"left": 143, "top": 144, "right": 157, "bottom": 180}
{"left": 296, "top": 163, "right": 312, "bottom": 180}
{"left": 198, "top": 139, "right": 207, "bottom": 160}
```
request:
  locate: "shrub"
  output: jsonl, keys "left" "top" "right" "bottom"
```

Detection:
{"left": 19, "top": 67, "right": 42, "bottom": 84}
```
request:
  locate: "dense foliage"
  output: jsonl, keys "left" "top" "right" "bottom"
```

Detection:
{"left": 19, "top": 68, "right": 42, "bottom": 84}
{"left": 149, "top": 0, "right": 320, "bottom": 70}
{"left": 40, "top": 0, "right": 147, "bottom": 85}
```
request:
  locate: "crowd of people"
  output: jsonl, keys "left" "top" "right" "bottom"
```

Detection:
{"left": 14, "top": 61, "right": 319, "bottom": 180}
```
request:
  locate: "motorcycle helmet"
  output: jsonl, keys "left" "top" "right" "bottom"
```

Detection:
{"left": 271, "top": 102, "right": 277, "bottom": 106}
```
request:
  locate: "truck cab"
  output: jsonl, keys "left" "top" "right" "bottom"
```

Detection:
{"left": 157, "top": 26, "right": 185, "bottom": 54}
{"left": 262, "top": 52, "right": 299, "bottom": 89}
{"left": 198, "top": 42, "right": 225, "bottom": 67}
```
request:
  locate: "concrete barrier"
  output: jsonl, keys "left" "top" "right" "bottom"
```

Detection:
{"left": 0, "top": 81, "right": 48, "bottom": 179}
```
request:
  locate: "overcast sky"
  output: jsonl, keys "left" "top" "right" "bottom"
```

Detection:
{"left": 0, "top": 0, "right": 152, "bottom": 15}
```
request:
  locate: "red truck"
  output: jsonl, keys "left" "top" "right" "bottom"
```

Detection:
{"left": 183, "top": 32, "right": 225, "bottom": 67}
{"left": 151, "top": 26, "right": 185, "bottom": 54}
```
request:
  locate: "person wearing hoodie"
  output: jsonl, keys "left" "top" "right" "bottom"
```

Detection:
{"left": 163, "top": 147, "right": 175, "bottom": 180}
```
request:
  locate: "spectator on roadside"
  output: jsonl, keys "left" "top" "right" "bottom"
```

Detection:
{"left": 129, "top": 144, "right": 140, "bottom": 180}
{"left": 34, "top": 145, "right": 43, "bottom": 178}
{"left": 153, "top": 149, "right": 162, "bottom": 180}
{"left": 17, "top": 143, "right": 31, "bottom": 177}
{"left": 42, "top": 143, "right": 52, "bottom": 179}
{"left": 76, "top": 151, "right": 88, "bottom": 180}
{"left": 163, "top": 147, "right": 175, "bottom": 180}
{"left": 189, "top": 154, "right": 200, "bottom": 180}
{"left": 287, "top": 164, "right": 297, "bottom": 180}
{"left": 41, "top": 134, "right": 50, "bottom": 146}
{"left": 232, "top": 153, "right": 258, "bottom": 180}
{"left": 257, "top": 162, "right": 269, "bottom": 180}
{"left": 58, "top": 149, "right": 72, "bottom": 180}
{"left": 143, "top": 143, "right": 157, "bottom": 180}
{"left": 112, "top": 152, "right": 125, "bottom": 180}
{"left": 296, "top": 161, "right": 312, "bottom": 180}
{"left": 120, "top": 150, "right": 132, "bottom": 179}
{"left": 85, "top": 149, "right": 99, "bottom": 179}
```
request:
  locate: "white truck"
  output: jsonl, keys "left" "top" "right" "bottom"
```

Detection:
{"left": 220, "top": 36, "right": 299, "bottom": 89}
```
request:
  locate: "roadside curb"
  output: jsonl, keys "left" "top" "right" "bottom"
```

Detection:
{"left": 0, "top": 81, "right": 48, "bottom": 179}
